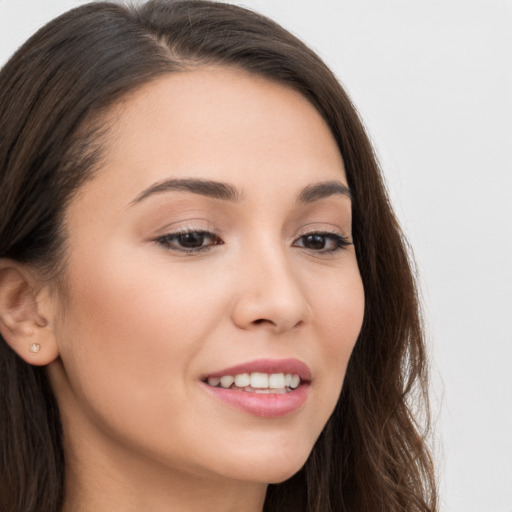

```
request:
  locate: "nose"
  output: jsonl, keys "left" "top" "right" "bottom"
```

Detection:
{"left": 230, "top": 243, "right": 312, "bottom": 334}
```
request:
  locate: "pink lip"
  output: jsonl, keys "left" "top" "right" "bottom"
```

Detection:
{"left": 203, "top": 358, "right": 312, "bottom": 381}
{"left": 201, "top": 358, "right": 311, "bottom": 418}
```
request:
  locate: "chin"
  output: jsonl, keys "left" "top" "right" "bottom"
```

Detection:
{"left": 264, "top": 464, "right": 307, "bottom": 485}
{"left": 215, "top": 441, "right": 313, "bottom": 485}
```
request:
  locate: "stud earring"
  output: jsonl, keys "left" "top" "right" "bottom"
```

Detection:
{"left": 29, "top": 343, "right": 41, "bottom": 354}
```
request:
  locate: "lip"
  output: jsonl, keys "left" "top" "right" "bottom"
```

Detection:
{"left": 201, "top": 358, "right": 311, "bottom": 418}
{"left": 202, "top": 358, "right": 312, "bottom": 381}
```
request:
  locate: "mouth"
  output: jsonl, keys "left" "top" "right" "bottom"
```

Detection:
{"left": 203, "top": 372, "right": 302, "bottom": 394}
{"left": 200, "top": 358, "right": 311, "bottom": 417}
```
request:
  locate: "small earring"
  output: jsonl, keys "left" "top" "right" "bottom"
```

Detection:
{"left": 29, "top": 343, "right": 41, "bottom": 354}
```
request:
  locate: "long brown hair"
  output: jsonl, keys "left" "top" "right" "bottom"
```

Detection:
{"left": 0, "top": 1, "right": 436, "bottom": 510}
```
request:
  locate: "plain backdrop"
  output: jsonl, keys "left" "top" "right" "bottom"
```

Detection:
{"left": 1, "top": 1, "right": 511, "bottom": 510}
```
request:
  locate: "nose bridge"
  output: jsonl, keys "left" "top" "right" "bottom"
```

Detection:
{"left": 231, "top": 234, "right": 311, "bottom": 332}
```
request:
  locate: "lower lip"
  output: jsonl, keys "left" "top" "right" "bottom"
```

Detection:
{"left": 203, "top": 383, "right": 310, "bottom": 418}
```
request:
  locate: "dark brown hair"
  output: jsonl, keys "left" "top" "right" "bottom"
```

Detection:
{"left": 0, "top": 1, "right": 436, "bottom": 510}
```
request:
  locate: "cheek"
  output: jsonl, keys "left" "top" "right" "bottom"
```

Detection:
{"left": 63, "top": 242, "right": 213, "bottom": 340}
{"left": 52, "top": 248, "right": 235, "bottom": 461}
{"left": 55, "top": 249, "right": 211, "bottom": 412}
{"left": 309, "top": 263, "right": 365, "bottom": 392}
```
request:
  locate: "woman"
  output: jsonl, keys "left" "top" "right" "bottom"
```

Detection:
{"left": 0, "top": 1, "right": 436, "bottom": 511}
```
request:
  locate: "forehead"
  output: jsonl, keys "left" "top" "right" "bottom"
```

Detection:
{"left": 74, "top": 65, "right": 346, "bottom": 210}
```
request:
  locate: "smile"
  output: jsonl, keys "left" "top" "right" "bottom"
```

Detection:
{"left": 205, "top": 372, "right": 302, "bottom": 394}
{"left": 201, "top": 359, "right": 311, "bottom": 417}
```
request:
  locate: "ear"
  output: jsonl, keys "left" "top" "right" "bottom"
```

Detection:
{"left": 0, "top": 259, "right": 59, "bottom": 366}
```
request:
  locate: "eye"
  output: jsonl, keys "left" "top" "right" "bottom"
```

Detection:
{"left": 293, "top": 232, "right": 351, "bottom": 253}
{"left": 156, "top": 230, "right": 223, "bottom": 253}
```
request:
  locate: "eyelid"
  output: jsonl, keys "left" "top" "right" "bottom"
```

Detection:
{"left": 151, "top": 220, "right": 352, "bottom": 256}
{"left": 151, "top": 217, "right": 214, "bottom": 235}
{"left": 154, "top": 225, "right": 223, "bottom": 254}
{"left": 293, "top": 231, "right": 351, "bottom": 251}
{"left": 291, "top": 220, "right": 353, "bottom": 255}
{"left": 294, "top": 222, "right": 351, "bottom": 241}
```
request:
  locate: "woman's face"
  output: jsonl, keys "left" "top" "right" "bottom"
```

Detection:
{"left": 48, "top": 66, "right": 365, "bottom": 485}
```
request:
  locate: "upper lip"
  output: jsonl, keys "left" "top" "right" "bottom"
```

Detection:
{"left": 203, "top": 358, "right": 312, "bottom": 381}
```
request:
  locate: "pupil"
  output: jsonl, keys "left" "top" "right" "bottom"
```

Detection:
{"left": 179, "top": 232, "right": 204, "bottom": 248}
{"left": 305, "top": 234, "right": 325, "bottom": 249}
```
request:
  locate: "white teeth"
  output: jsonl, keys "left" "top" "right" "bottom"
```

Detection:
{"left": 247, "top": 386, "right": 285, "bottom": 394}
{"left": 220, "top": 375, "right": 235, "bottom": 388}
{"left": 234, "top": 373, "right": 250, "bottom": 387}
{"left": 207, "top": 372, "right": 302, "bottom": 392}
{"left": 290, "top": 375, "right": 300, "bottom": 389}
{"left": 250, "top": 372, "right": 269, "bottom": 388}
{"left": 207, "top": 376, "right": 221, "bottom": 387}
{"left": 268, "top": 373, "right": 286, "bottom": 389}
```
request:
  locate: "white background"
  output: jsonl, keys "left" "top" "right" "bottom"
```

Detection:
{"left": 1, "top": 1, "right": 511, "bottom": 510}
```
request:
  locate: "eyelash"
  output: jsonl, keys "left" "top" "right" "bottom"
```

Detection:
{"left": 155, "top": 229, "right": 351, "bottom": 254}
{"left": 293, "top": 232, "right": 351, "bottom": 253}
{"left": 156, "top": 229, "right": 223, "bottom": 254}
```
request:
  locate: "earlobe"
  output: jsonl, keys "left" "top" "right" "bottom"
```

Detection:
{"left": 0, "top": 260, "right": 59, "bottom": 366}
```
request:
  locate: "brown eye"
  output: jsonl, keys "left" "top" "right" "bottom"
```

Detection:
{"left": 293, "top": 232, "right": 351, "bottom": 253}
{"left": 157, "top": 230, "right": 223, "bottom": 253}
{"left": 176, "top": 232, "right": 208, "bottom": 248}
{"left": 302, "top": 234, "right": 328, "bottom": 250}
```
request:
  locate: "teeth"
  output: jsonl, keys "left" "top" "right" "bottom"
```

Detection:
{"left": 268, "top": 373, "right": 286, "bottom": 388}
{"left": 244, "top": 386, "right": 286, "bottom": 394}
{"left": 219, "top": 375, "right": 234, "bottom": 388}
{"left": 290, "top": 375, "right": 300, "bottom": 389}
{"left": 207, "top": 372, "right": 302, "bottom": 392}
{"left": 234, "top": 373, "right": 250, "bottom": 387}
{"left": 207, "top": 376, "right": 221, "bottom": 387}
{"left": 250, "top": 372, "right": 269, "bottom": 388}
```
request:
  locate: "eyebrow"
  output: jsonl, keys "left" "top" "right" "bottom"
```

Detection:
{"left": 130, "top": 178, "right": 242, "bottom": 205}
{"left": 296, "top": 180, "right": 352, "bottom": 203}
{"left": 129, "top": 177, "right": 351, "bottom": 206}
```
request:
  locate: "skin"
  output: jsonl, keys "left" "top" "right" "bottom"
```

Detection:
{"left": 2, "top": 66, "right": 365, "bottom": 511}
